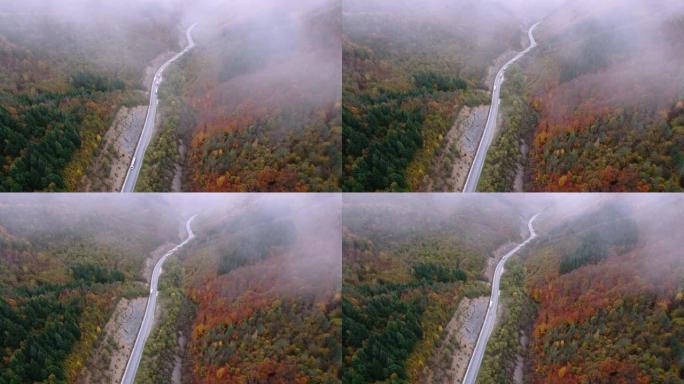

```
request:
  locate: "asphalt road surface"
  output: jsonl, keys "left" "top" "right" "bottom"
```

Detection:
{"left": 461, "top": 214, "right": 539, "bottom": 384}
{"left": 120, "top": 215, "right": 197, "bottom": 384}
{"left": 121, "top": 23, "right": 197, "bottom": 192}
{"left": 463, "top": 22, "right": 541, "bottom": 192}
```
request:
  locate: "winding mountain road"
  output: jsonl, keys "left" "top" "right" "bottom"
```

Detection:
{"left": 463, "top": 22, "right": 540, "bottom": 192}
{"left": 121, "top": 23, "right": 197, "bottom": 192}
{"left": 461, "top": 214, "right": 539, "bottom": 384}
{"left": 120, "top": 215, "right": 197, "bottom": 384}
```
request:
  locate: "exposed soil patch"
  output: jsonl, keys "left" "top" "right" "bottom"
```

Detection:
{"left": 424, "top": 105, "right": 489, "bottom": 191}
{"left": 514, "top": 141, "right": 528, "bottom": 192}
{"left": 80, "top": 104, "right": 147, "bottom": 192}
{"left": 418, "top": 296, "right": 489, "bottom": 384}
{"left": 454, "top": 105, "right": 488, "bottom": 191}
{"left": 172, "top": 332, "right": 186, "bottom": 384}
{"left": 75, "top": 297, "right": 147, "bottom": 384}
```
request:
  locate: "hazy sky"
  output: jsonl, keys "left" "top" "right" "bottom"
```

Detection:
{"left": 342, "top": 193, "right": 684, "bottom": 236}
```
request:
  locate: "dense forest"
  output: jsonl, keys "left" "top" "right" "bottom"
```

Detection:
{"left": 342, "top": 0, "right": 526, "bottom": 191}
{"left": 176, "top": 0, "right": 341, "bottom": 192}
{"left": 529, "top": 103, "right": 684, "bottom": 191}
{"left": 342, "top": 195, "right": 526, "bottom": 383}
{"left": 477, "top": 196, "right": 684, "bottom": 383}
{"left": 342, "top": 235, "right": 468, "bottom": 383}
{"left": 171, "top": 196, "right": 341, "bottom": 382}
{"left": 0, "top": 76, "right": 122, "bottom": 191}
{"left": 0, "top": 1, "right": 182, "bottom": 191}
{"left": 521, "top": 201, "right": 684, "bottom": 383}
{"left": 0, "top": 195, "right": 179, "bottom": 383}
{"left": 189, "top": 105, "right": 341, "bottom": 192}
{"left": 495, "top": 1, "right": 684, "bottom": 192}
{"left": 1, "top": 195, "right": 343, "bottom": 383}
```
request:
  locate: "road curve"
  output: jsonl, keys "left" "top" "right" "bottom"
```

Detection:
{"left": 461, "top": 214, "right": 539, "bottom": 384}
{"left": 463, "top": 22, "right": 540, "bottom": 193}
{"left": 121, "top": 23, "right": 198, "bottom": 192}
{"left": 120, "top": 215, "right": 197, "bottom": 384}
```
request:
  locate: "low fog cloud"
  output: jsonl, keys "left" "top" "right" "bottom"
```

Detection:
{"left": 0, "top": 193, "right": 340, "bottom": 251}
{"left": 343, "top": 0, "right": 566, "bottom": 32}
{"left": 0, "top": 0, "right": 340, "bottom": 93}
{"left": 180, "top": 193, "right": 341, "bottom": 301}
{"left": 343, "top": 193, "right": 684, "bottom": 252}
{"left": 532, "top": 0, "right": 684, "bottom": 113}
{"left": 343, "top": 193, "right": 684, "bottom": 294}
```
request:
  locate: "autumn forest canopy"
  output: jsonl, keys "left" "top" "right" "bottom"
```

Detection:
{"left": 342, "top": 194, "right": 684, "bottom": 384}
{"left": 0, "top": 0, "right": 340, "bottom": 192}
{"left": 342, "top": 0, "right": 684, "bottom": 192}
{"left": 0, "top": 194, "right": 341, "bottom": 383}
{"left": 3, "top": 1, "right": 684, "bottom": 384}
{"left": 1, "top": 193, "right": 683, "bottom": 383}
{"left": 1, "top": 0, "right": 683, "bottom": 192}
{"left": 0, "top": 0, "right": 182, "bottom": 192}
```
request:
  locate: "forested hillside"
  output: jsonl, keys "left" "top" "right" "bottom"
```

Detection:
{"left": 342, "top": 0, "right": 528, "bottom": 191}
{"left": 523, "top": 199, "right": 684, "bottom": 383}
{"left": 142, "top": 196, "right": 343, "bottom": 382}
{"left": 1, "top": 195, "right": 340, "bottom": 383}
{"left": 342, "top": 195, "right": 527, "bottom": 383}
{"left": 170, "top": 0, "right": 341, "bottom": 192}
{"left": 0, "top": 1, "right": 182, "bottom": 191}
{"left": 0, "top": 195, "right": 180, "bottom": 383}
{"left": 479, "top": 196, "right": 684, "bottom": 383}
{"left": 1, "top": 0, "right": 343, "bottom": 192}
{"left": 492, "top": 0, "right": 684, "bottom": 191}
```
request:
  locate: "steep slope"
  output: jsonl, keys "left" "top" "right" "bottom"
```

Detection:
{"left": 487, "top": 0, "right": 684, "bottom": 191}
{"left": 526, "top": 198, "right": 684, "bottom": 382}
{"left": 138, "top": 196, "right": 342, "bottom": 383}
{"left": 341, "top": 0, "right": 569, "bottom": 192}
{"left": 342, "top": 0, "right": 522, "bottom": 192}
{"left": 0, "top": 1, "right": 183, "bottom": 191}
{"left": 342, "top": 195, "right": 530, "bottom": 383}
{"left": 170, "top": 0, "right": 341, "bottom": 192}
{"left": 491, "top": 196, "right": 684, "bottom": 383}
{"left": 0, "top": 196, "right": 180, "bottom": 383}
